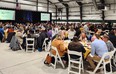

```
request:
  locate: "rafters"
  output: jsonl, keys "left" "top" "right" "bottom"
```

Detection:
{"left": 58, "top": 0, "right": 69, "bottom": 7}
{"left": 24, "top": 0, "right": 47, "bottom": 4}
{"left": 48, "top": 0, "right": 57, "bottom": 7}
{"left": 51, "top": 0, "right": 82, "bottom": 5}
{"left": 76, "top": 2, "right": 82, "bottom": 6}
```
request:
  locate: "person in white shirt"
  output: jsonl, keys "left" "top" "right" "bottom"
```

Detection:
{"left": 79, "top": 32, "right": 88, "bottom": 43}
{"left": 83, "top": 24, "right": 89, "bottom": 36}
{"left": 68, "top": 26, "right": 76, "bottom": 40}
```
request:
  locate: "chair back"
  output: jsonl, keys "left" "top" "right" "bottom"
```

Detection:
{"left": 113, "top": 48, "right": 116, "bottom": 67}
{"left": 105, "top": 30, "right": 109, "bottom": 34}
{"left": 43, "top": 38, "right": 49, "bottom": 45}
{"left": 26, "top": 38, "right": 34, "bottom": 45}
{"left": 47, "top": 40, "right": 51, "bottom": 51}
{"left": 42, "top": 38, "right": 49, "bottom": 51}
{"left": 93, "top": 49, "right": 116, "bottom": 74}
{"left": 68, "top": 50, "right": 82, "bottom": 60}
{"left": 26, "top": 38, "right": 34, "bottom": 52}
{"left": 68, "top": 50, "right": 84, "bottom": 74}
{"left": 51, "top": 46, "right": 59, "bottom": 56}
{"left": 102, "top": 49, "right": 116, "bottom": 62}
{"left": 50, "top": 46, "right": 65, "bottom": 69}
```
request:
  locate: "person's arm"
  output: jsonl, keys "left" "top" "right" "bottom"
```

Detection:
{"left": 91, "top": 43, "right": 95, "bottom": 56}
{"left": 2, "top": 29, "right": 4, "bottom": 35}
{"left": 81, "top": 45, "right": 86, "bottom": 53}
{"left": 109, "top": 41, "right": 114, "bottom": 51}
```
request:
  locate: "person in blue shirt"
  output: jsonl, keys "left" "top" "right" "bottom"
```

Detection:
{"left": 0, "top": 25, "right": 4, "bottom": 42}
{"left": 87, "top": 34, "right": 108, "bottom": 70}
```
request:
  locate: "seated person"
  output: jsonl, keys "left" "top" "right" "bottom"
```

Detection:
{"left": 6, "top": 32, "right": 16, "bottom": 43}
{"left": 47, "top": 28, "right": 52, "bottom": 39}
{"left": 68, "top": 26, "right": 76, "bottom": 40}
{"left": 79, "top": 32, "right": 88, "bottom": 43}
{"left": 114, "top": 29, "right": 116, "bottom": 36}
{"left": 95, "top": 29, "right": 102, "bottom": 35}
{"left": 102, "top": 34, "right": 116, "bottom": 71}
{"left": 59, "top": 26, "right": 66, "bottom": 39}
{"left": 37, "top": 28, "right": 48, "bottom": 51}
{"left": 68, "top": 36, "right": 86, "bottom": 60}
{"left": 87, "top": 35, "right": 108, "bottom": 70}
{"left": 51, "top": 34, "right": 68, "bottom": 64}
{"left": 74, "top": 27, "right": 81, "bottom": 38}
{"left": 0, "top": 25, "right": 4, "bottom": 42}
{"left": 9, "top": 32, "right": 20, "bottom": 51}
{"left": 16, "top": 29, "right": 23, "bottom": 44}
{"left": 102, "top": 34, "right": 114, "bottom": 52}
{"left": 93, "top": 34, "right": 102, "bottom": 40}
{"left": 21, "top": 30, "right": 35, "bottom": 50}
{"left": 7, "top": 26, "right": 14, "bottom": 34}
{"left": 109, "top": 30, "right": 116, "bottom": 48}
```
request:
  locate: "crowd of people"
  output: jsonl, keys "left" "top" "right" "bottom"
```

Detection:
{"left": 0, "top": 22, "right": 116, "bottom": 71}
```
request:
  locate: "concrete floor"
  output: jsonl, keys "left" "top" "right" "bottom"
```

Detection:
{"left": 0, "top": 43, "right": 115, "bottom": 74}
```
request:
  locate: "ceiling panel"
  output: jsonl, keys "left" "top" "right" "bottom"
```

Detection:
{"left": 68, "top": 1, "right": 79, "bottom": 7}
{"left": 49, "top": 0, "right": 59, "bottom": 3}
{"left": 2, "top": 0, "right": 16, "bottom": 2}
{"left": 23, "top": 0, "right": 47, "bottom": 3}
{"left": 105, "top": 0, "right": 115, "bottom": 3}
{"left": 49, "top": 0, "right": 65, "bottom": 8}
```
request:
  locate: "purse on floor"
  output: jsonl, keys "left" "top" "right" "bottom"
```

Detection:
{"left": 44, "top": 54, "right": 52, "bottom": 64}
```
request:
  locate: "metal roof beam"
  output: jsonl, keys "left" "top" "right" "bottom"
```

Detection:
{"left": 24, "top": 0, "right": 47, "bottom": 4}
{"left": 58, "top": 0, "right": 69, "bottom": 7}
{"left": 100, "top": 0, "right": 105, "bottom": 22}
{"left": 52, "top": 0, "right": 82, "bottom": 5}
{"left": 76, "top": 2, "right": 82, "bottom": 6}
{"left": 58, "top": 0, "right": 69, "bottom": 23}
{"left": 48, "top": 0, "right": 57, "bottom": 7}
{"left": 76, "top": 1, "right": 82, "bottom": 23}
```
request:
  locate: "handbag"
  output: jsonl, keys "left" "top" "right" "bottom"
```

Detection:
{"left": 44, "top": 54, "right": 52, "bottom": 64}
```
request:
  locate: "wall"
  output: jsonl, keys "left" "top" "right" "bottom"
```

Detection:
{"left": 0, "top": 0, "right": 56, "bottom": 20}
{"left": 105, "top": 5, "right": 116, "bottom": 20}
{"left": 53, "top": 0, "right": 116, "bottom": 23}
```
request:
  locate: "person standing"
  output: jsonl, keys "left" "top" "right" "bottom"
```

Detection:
{"left": 0, "top": 25, "right": 4, "bottom": 42}
{"left": 83, "top": 23, "right": 90, "bottom": 37}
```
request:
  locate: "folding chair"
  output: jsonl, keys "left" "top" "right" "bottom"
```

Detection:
{"left": 49, "top": 46, "right": 65, "bottom": 69}
{"left": 68, "top": 50, "right": 84, "bottom": 74}
{"left": 93, "top": 49, "right": 116, "bottom": 74}
{"left": 105, "top": 30, "right": 109, "bottom": 34}
{"left": 112, "top": 48, "right": 116, "bottom": 67}
{"left": 42, "top": 38, "right": 49, "bottom": 51}
{"left": 26, "top": 38, "right": 35, "bottom": 52}
{"left": 46, "top": 40, "right": 51, "bottom": 51}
